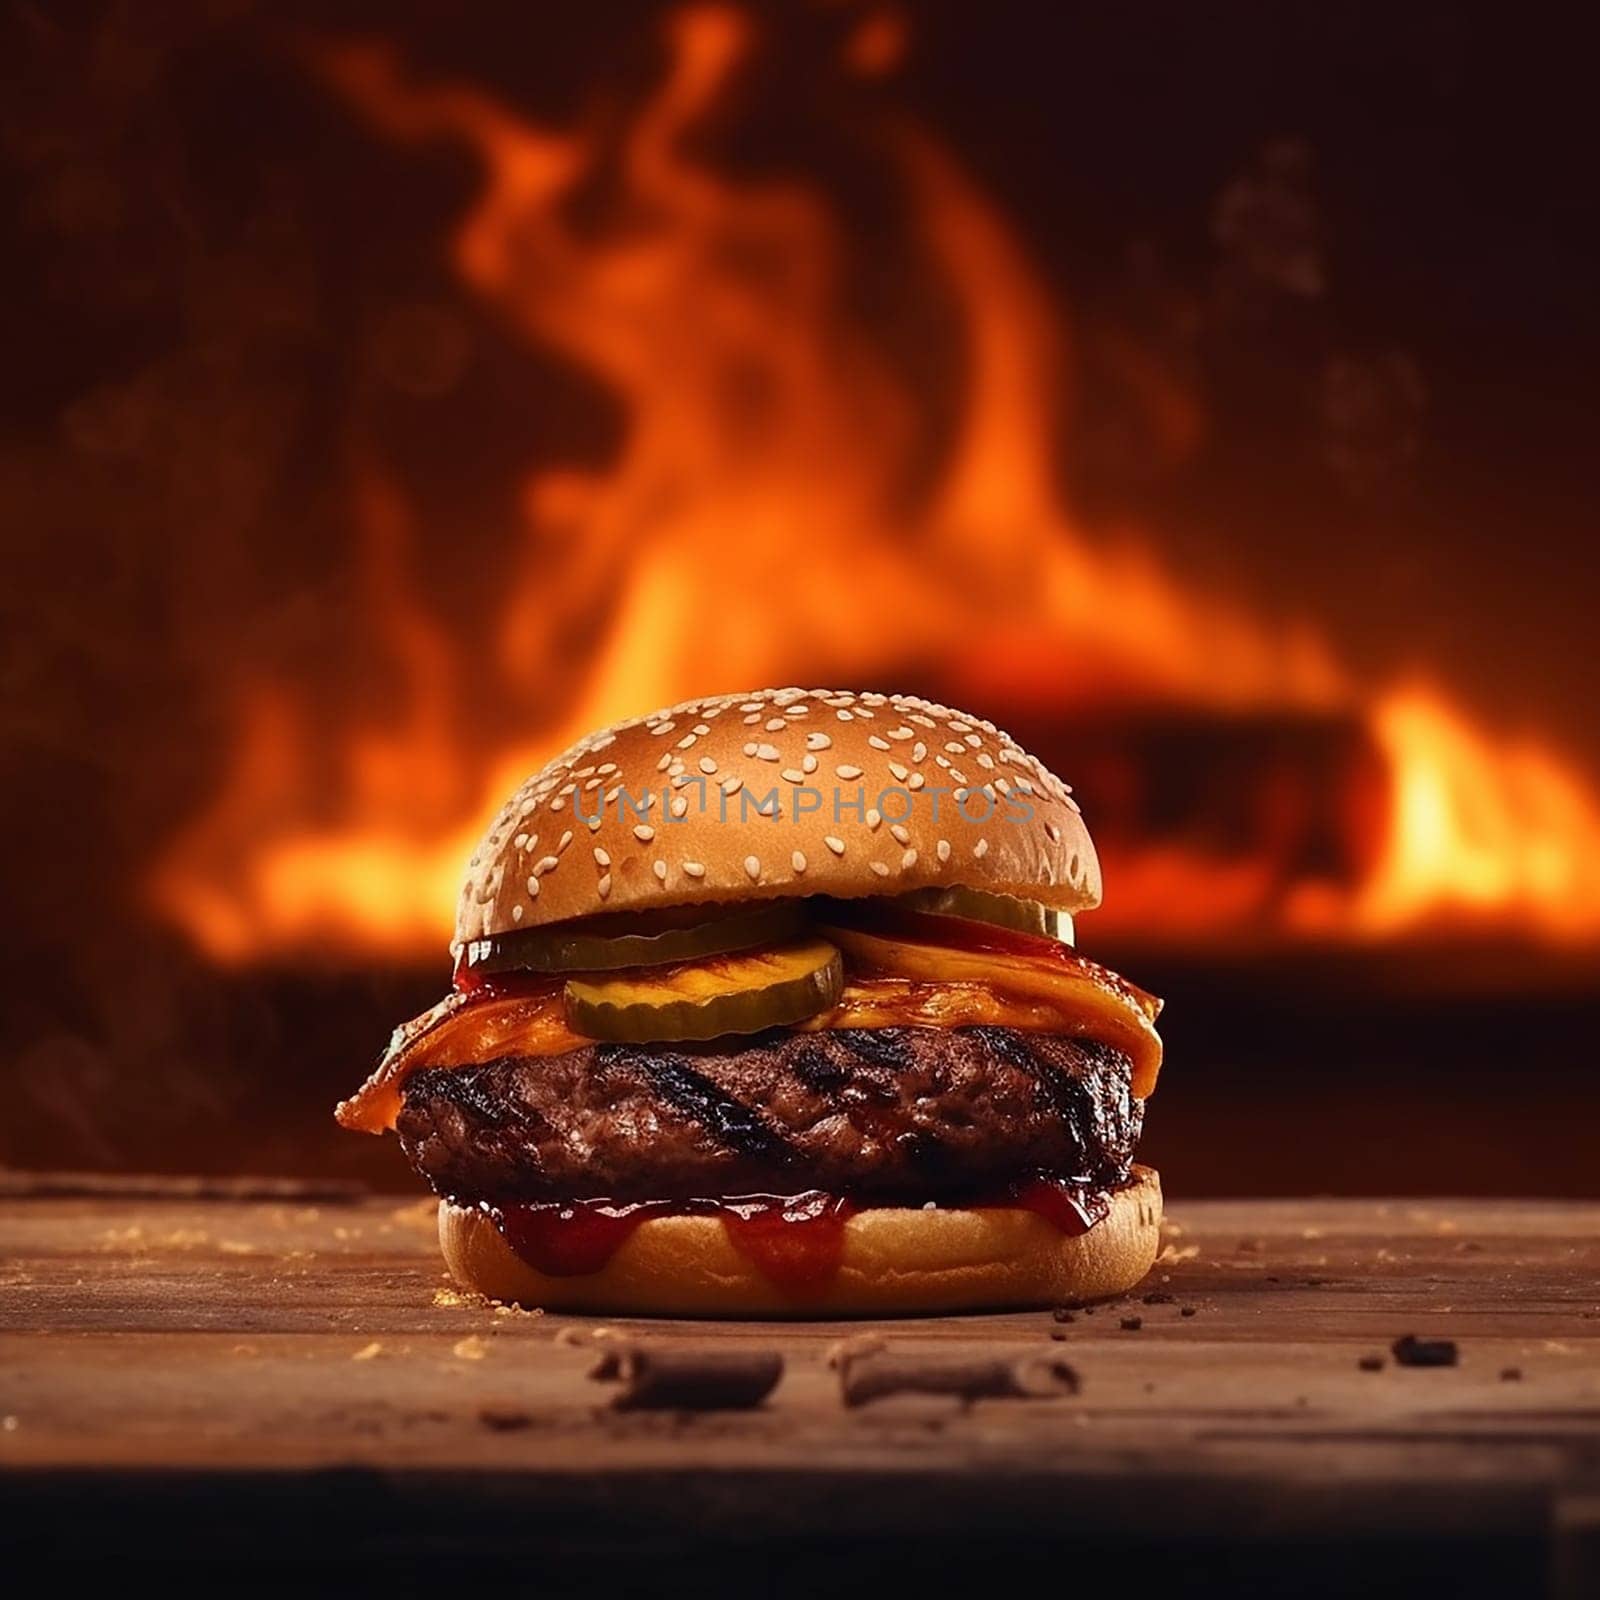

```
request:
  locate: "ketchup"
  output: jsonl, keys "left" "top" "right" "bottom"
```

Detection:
{"left": 496, "top": 1199, "right": 673, "bottom": 1277}
{"left": 718, "top": 1193, "right": 857, "bottom": 1292}
{"left": 997, "top": 1177, "right": 1110, "bottom": 1236}
{"left": 490, "top": 1175, "right": 1107, "bottom": 1289}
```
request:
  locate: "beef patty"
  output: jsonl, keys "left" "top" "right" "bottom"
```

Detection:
{"left": 396, "top": 1026, "right": 1141, "bottom": 1204}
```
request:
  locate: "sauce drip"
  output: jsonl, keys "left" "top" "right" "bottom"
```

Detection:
{"left": 491, "top": 1175, "right": 1107, "bottom": 1287}
{"left": 495, "top": 1199, "right": 670, "bottom": 1277}
{"left": 718, "top": 1193, "right": 857, "bottom": 1292}
{"left": 998, "top": 1176, "right": 1110, "bottom": 1236}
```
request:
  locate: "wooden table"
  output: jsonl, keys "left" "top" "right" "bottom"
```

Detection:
{"left": 3, "top": 1191, "right": 1598, "bottom": 1596}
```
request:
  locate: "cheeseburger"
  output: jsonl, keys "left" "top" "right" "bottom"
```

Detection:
{"left": 338, "top": 688, "right": 1164, "bottom": 1314}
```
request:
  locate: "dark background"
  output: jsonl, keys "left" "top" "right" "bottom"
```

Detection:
{"left": 3, "top": 0, "right": 1598, "bottom": 1195}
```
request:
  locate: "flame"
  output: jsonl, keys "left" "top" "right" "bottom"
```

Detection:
{"left": 148, "top": 4, "right": 1600, "bottom": 963}
{"left": 1357, "top": 686, "right": 1600, "bottom": 939}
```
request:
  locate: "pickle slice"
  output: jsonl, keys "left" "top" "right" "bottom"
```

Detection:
{"left": 564, "top": 938, "right": 843, "bottom": 1043}
{"left": 897, "top": 886, "right": 1075, "bottom": 945}
{"left": 462, "top": 901, "right": 806, "bottom": 975}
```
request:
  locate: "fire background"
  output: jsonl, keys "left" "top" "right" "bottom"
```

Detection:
{"left": 3, "top": 0, "right": 1598, "bottom": 1198}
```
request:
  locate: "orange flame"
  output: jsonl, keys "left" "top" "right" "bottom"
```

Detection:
{"left": 1357, "top": 686, "right": 1600, "bottom": 939}
{"left": 147, "top": 5, "right": 1600, "bottom": 963}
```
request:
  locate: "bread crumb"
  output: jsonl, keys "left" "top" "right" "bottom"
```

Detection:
{"left": 351, "top": 1342, "right": 383, "bottom": 1361}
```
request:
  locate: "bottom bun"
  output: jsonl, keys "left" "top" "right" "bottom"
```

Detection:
{"left": 438, "top": 1165, "right": 1162, "bottom": 1317}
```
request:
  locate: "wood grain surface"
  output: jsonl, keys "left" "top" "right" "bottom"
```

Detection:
{"left": 3, "top": 1192, "right": 1598, "bottom": 1595}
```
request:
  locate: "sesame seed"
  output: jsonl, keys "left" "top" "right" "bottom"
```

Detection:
{"left": 888, "top": 761, "right": 909, "bottom": 782}
{"left": 633, "top": 824, "right": 655, "bottom": 842}
{"left": 945, "top": 742, "right": 965, "bottom": 754}
{"left": 791, "top": 851, "right": 807, "bottom": 874}
{"left": 698, "top": 756, "right": 718, "bottom": 775}
{"left": 890, "top": 823, "right": 911, "bottom": 844}
{"left": 525, "top": 875, "right": 541, "bottom": 898}
{"left": 974, "top": 839, "right": 990, "bottom": 859}
{"left": 889, "top": 727, "right": 913, "bottom": 741}
{"left": 908, "top": 772, "right": 926, "bottom": 790}
{"left": 683, "top": 861, "right": 706, "bottom": 878}
{"left": 869, "top": 861, "right": 891, "bottom": 877}
{"left": 836, "top": 710, "right": 854, "bottom": 721}
{"left": 587, "top": 816, "right": 602, "bottom": 832}
{"left": 693, "top": 724, "right": 710, "bottom": 735}
{"left": 835, "top": 764, "right": 863, "bottom": 780}
{"left": 901, "top": 848, "right": 918, "bottom": 870}
{"left": 866, "top": 809, "right": 882, "bottom": 830}
{"left": 593, "top": 848, "right": 611, "bottom": 867}
{"left": 976, "top": 752, "right": 995, "bottom": 770}
{"left": 868, "top": 735, "right": 891, "bottom": 751}
{"left": 824, "top": 836, "right": 846, "bottom": 855}
{"left": 722, "top": 775, "right": 743, "bottom": 795}
{"left": 533, "top": 855, "right": 559, "bottom": 876}
{"left": 912, "top": 742, "right": 927, "bottom": 763}
{"left": 801, "top": 753, "right": 818, "bottom": 774}
{"left": 597, "top": 873, "right": 612, "bottom": 898}
{"left": 511, "top": 904, "right": 523, "bottom": 922}
{"left": 744, "top": 855, "right": 761, "bottom": 881}
{"left": 557, "top": 830, "right": 573, "bottom": 851}
{"left": 743, "top": 742, "right": 759, "bottom": 756}
{"left": 766, "top": 719, "right": 786, "bottom": 732}
{"left": 965, "top": 733, "right": 983, "bottom": 748}
{"left": 650, "top": 723, "right": 675, "bottom": 737}
{"left": 675, "top": 733, "right": 698, "bottom": 750}
{"left": 936, "top": 839, "right": 951, "bottom": 863}
{"left": 743, "top": 713, "right": 762, "bottom": 725}
{"left": 671, "top": 795, "right": 689, "bottom": 818}
{"left": 949, "top": 721, "right": 970, "bottom": 733}
{"left": 755, "top": 744, "right": 780, "bottom": 761}
{"left": 653, "top": 859, "right": 668, "bottom": 882}
{"left": 855, "top": 706, "right": 876, "bottom": 718}
{"left": 806, "top": 732, "right": 832, "bottom": 751}
{"left": 781, "top": 768, "right": 804, "bottom": 784}
{"left": 513, "top": 833, "right": 528, "bottom": 850}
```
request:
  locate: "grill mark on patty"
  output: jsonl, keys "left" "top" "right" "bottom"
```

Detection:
{"left": 968, "top": 1025, "right": 1082, "bottom": 1125}
{"left": 832, "top": 1028, "right": 915, "bottom": 1072}
{"left": 433, "top": 1058, "right": 551, "bottom": 1134}
{"left": 789, "top": 1040, "right": 849, "bottom": 1093}
{"left": 611, "top": 1045, "right": 799, "bottom": 1170}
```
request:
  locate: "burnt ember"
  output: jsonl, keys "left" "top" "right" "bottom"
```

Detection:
{"left": 1391, "top": 1334, "right": 1459, "bottom": 1369}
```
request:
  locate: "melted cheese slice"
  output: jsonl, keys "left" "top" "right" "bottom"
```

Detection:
{"left": 337, "top": 938, "right": 1163, "bottom": 1134}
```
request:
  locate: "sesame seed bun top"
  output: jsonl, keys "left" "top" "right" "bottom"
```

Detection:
{"left": 454, "top": 687, "right": 1101, "bottom": 950}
